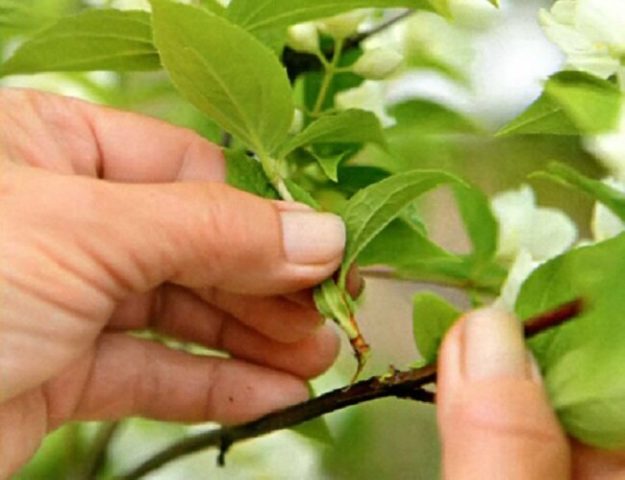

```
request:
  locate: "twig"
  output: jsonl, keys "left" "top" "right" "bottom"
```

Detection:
{"left": 120, "top": 299, "right": 582, "bottom": 480}
{"left": 346, "top": 10, "right": 414, "bottom": 49}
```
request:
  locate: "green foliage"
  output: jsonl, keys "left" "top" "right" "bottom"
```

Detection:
{"left": 280, "top": 109, "right": 387, "bottom": 157}
{"left": 150, "top": 0, "right": 293, "bottom": 155}
{"left": 536, "top": 162, "right": 625, "bottom": 222}
{"left": 498, "top": 71, "right": 622, "bottom": 136}
{"left": 225, "top": 149, "right": 279, "bottom": 199}
{"left": 339, "top": 170, "right": 462, "bottom": 287}
{"left": 0, "top": 10, "right": 158, "bottom": 76}
{"left": 412, "top": 292, "right": 461, "bottom": 364}
{"left": 517, "top": 234, "right": 625, "bottom": 448}
{"left": 226, "top": 0, "right": 449, "bottom": 35}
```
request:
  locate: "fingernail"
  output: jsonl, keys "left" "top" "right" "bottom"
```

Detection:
{"left": 463, "top": 307, "right": 529, "bottom": 381}
{"left": 281, "top": 212, "right": 346, "bottom": 265}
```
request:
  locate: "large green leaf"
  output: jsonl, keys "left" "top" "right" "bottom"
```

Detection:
{"left": 412, "top": 292, "right": 461, "bottom": 365}
{"left": 516, "top": 234, "right": 625, "bottom": 448}
{"left": 0, "top": 9, "right": 159, "bottom": 76}
{"left": 279, "top": 109, "right": 387, "bottom": 157}
{"left": 226, "top": 0, "right": 449, "bottom": 34}
{"left": 150, "top": 0, "right": 294, "bottom": 155}
{"left": 537, "top": 163, "right": 625, "bottom": 222}
{"left": 339, "top": 169, "right": 461, "bottom": 286}
{"left": 498, "top": 71, "right": 621, "bottom": 136}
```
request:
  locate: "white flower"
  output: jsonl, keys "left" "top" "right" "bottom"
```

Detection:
{"left": 287, "top": 22, "right": 320, "bottom": 54}
{"left": 317, "top": 10, "right": 371, "bottom": 40}
{"left": 540, "top": 0, "right": 625, "bottom": 80}
{"left": 334, "top": 81, "right": 395, "bottom": 128}
{"left": 352, "top": 47, "right": 404, "bottom": 80}
{"left": 494, "top": 249, "right": 541, "bottom": 312}
{"left": 591, "top": 178, "right": 625, "bottom": 241}
{"left": 585, "top": 101, "right": 625, "bottom": 181}
{"left": 491, "top": 184, "right": 578, "bottom": 263}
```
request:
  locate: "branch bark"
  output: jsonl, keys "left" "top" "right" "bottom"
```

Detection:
{"left": 120, "top": 299, "right": 582, "bottom": 480}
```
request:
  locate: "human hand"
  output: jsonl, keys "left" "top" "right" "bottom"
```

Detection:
{"left": 0, "top": 88, "right": 346, "bottom": 477}
{"left": 437, "top": 307, "right": 625, "bottom": 479}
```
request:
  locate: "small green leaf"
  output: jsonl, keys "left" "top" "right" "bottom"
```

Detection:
{"left": 339, "top": 169, "right": 462, "bottom": 287}
{"left": 279, "top": 109, "right": 387, "bottom": 158}
{"left": 227, "top": 0, "right": 450, "bottom": 35}
{"left": 284, "top": 179, "right": 321, "bottom": 209}
{"left": 314, "top": 151, "right": 348, "bottom": 183}
{"left": 225, "top": 149, "right": 279, "bottom": 199}
{"left": 498, "top": 71, "right": 621, "bottom": 136}
{"left": 412, "top": 292, "right": 461, "bottom": 364}
{"left": 516, "top": 234, "right": 625, "bottom": 448}
{"left": 150, "top": 0, "right": 293, "bottom": 154}
{"left": 0, "top": 9, "right": 159, "bottom": 76}
{"left": 537, "top": 162, "right": 625, "bottom": 222}
{"left": 453, "top": 184, "right": 498, "bottom": 263}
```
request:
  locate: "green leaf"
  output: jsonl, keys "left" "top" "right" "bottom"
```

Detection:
{"left": 150, "top": 0, "right": 294, "bottom": 154}
{"left": 227, "top": 0, "right": 450, "bottom": 34}
{"left": 339, "top": 169, "right": 462, "bottom": 286}
{"left": 357, "top": 218, "right": 456, "bottom": 268}
{"left": 496, "top": 93, "right": 579, "bottom": 136}
{"left": 225, "top": 149, "right": 279, "bottom": 199}
{"left": 279, "top": 109, "right": 387, "bottom": 158}
{"left": 453, "top": 184, "right": 498, "bottom": 263}
{"left": 389, "top": 100, "right": 479, "bottom": 134}
{"left": 313, "top": 152, "right": 346, "bottom": 183}
{"left": 536, "top": 162, "right": 625, "bottom": 222}
{"left": 412, "top": 292, "right": 461, "bottom": 364}
{"left": 284, "top": 179, "right": 321, "bottom": 209}
{"left": 516, "top": 234, "right": 625, "bottom": 448}
{"left": 199, "top": 0, "right": 226, "bottom": 15}
{"left": 498, "top": 71, "right": 621, "bottom": 136}
{"left": 0, "top": 9, "right": 159, "bottom": 76}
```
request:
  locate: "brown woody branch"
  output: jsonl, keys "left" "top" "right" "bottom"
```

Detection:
{"left": 120, "top": 299, "right": 583, "bottom": 480}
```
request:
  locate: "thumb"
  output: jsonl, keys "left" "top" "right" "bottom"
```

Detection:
{"left": 80, "top": 179, "right": 346, "bottom": 296}
{"left": 436, "top": 308, "right": 571, "bottom": 480}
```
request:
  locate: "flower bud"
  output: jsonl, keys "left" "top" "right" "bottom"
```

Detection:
{"left": 287, "top": 22, "right": 320, "bottom": 54}
{"left": 289, "top": 108, "right": 304, "bottom": 135}
{"left": 317, "top": 10, "right": 370, "bottom": 40}
{"left": 352, "top": 47, "right": 404, "bottom": 80}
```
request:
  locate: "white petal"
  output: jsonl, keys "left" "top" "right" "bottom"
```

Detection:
{"left": 521, "top": 207, "right": 578, "bottom": 261}
{"left": 491, "top": 185, "right": 536, "bottom": 262}
{"left": 584, "top": 106, "right": 625, "bottom": 182}
{"left": 335, "top": 81, "right": 395, "bottom": 127}
{"left": 494, "top": 250, "right": 541, "bottom": 313}
{"left": 578, "top": 0, "right": 625, "bottom": 50}
{"left": 591, "top": 178, "right": 625, "bottom": 241}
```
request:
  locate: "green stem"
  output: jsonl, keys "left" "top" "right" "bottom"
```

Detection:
{"left": 312, "top": 38, "right": 345, "bottom": 117}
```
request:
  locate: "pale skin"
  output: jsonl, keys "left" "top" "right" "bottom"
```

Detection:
{"left": 1, "top": 89, "right": 624, "bottom": 479}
